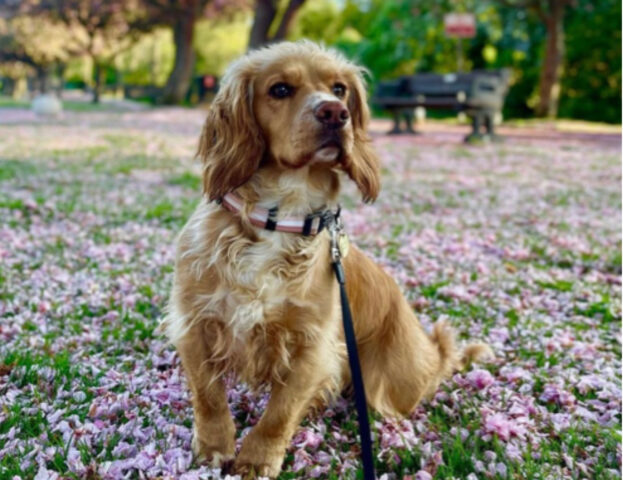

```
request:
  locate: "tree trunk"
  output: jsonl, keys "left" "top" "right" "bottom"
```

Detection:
{"left": 56, "top": 63, "right": 66, "bottom": 99}
{"left": 36, "top": 66, "right": 48, "bottom": 94}
{"left": 248, "top": 0, "right": 277, "bottom": 50}
{"left": 248, "top": 0, "right": 306, "bottom": 50}
{"left": 162, "top": 13, "right": 196, "bottom": 104}
{"left": 2, "top": 77, "right": 16, "bottom": 97}
{"left": 93, "top": 61, "right": 102, "bottom": 104}
{"left": 536, "top": 0, "right": 565, "bottom": 118}
{"left": 272, "top": 0, "right": 305, "bottom": 41}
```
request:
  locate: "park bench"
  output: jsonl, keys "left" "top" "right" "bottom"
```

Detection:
{"left": 123, "top": 84, "right": 163, "bottom": 103}
{"left": 372, "top": 69, "right": 510, "bottom": 141}
{"left": 123, "top": 76, "right": 219, "bottom": 104}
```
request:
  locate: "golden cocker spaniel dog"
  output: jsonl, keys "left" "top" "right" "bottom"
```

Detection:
{"left": 164, "top": 41, "right": 491, "bottom": 478}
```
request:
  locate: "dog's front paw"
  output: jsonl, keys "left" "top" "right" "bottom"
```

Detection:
{"left": 192, "top": 420, "right": 235, "bottom": 469}
{"left": 233, "top": 432, "right": 286, "bottom": 479}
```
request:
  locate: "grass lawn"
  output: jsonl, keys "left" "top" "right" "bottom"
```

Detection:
{"left": 0, "top": 108, "right": 620, "bottom": 479}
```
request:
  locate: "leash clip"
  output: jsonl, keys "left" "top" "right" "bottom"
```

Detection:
{"left": 328, "top": 211, "right": 344, "bottom": 263}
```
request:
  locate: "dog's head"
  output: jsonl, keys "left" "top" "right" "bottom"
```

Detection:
{"left": 198, "top": 41, "right": 380, "bottom": 203}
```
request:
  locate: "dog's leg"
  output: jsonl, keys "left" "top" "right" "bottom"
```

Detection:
{"left": 344, "top": 247, "right": 492, "bottom": 416}
{"left": 360, "top": 298, "right": 491, "bottom": 416}
{"left": 177, "top": 323, "right": 235, "bottom": 469}
{"left": 233, "top": 346, "right": 334, "bottom": 478}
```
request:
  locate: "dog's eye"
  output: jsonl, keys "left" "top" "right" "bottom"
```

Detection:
{"left": 332, "top": 83, "right": 347, "bottom": 98}
{"left": 269, "top": 83, "right": 294, "bottom": 99}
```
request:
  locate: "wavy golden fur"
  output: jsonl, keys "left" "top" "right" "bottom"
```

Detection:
{"left": 163, "top": 41, "right": 491, "bottom": 478}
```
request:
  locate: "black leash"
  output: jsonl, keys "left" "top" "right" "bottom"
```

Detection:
{"left": 328, "top": 212, "right": 376, "bottom": 480}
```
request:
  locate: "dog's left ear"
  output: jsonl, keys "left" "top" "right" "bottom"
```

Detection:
{"left": 344, "top": 69, "right": 380, "bottom": 203}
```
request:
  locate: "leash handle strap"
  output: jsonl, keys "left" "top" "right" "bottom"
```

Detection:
{"left": 333, "top": 260, "right": 376, "bottom": 480}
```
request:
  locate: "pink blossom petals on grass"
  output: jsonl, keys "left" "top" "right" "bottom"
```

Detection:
{"left": 0, "top": 112, "right": 620, "bottom": 479}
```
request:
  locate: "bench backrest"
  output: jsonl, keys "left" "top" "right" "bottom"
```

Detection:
{"left": 374, "top": 69, "right": 510, "bottom": 110}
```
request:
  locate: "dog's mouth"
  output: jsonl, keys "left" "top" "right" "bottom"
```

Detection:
{"left": 312, "top": 134, "right": 344, "bottom": 164}
{"left": 286, "top": 133, "right": 347, "bottom": 169}
{"left": 318, "top": 138, "right": 342, "bottom": 150}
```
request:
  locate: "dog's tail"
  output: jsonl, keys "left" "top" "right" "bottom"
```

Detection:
{"left": 431, "top": 321, "right": 493, "bottom": 375}
{"left": 459, "top": 342, "right": 494, "bottom": 369}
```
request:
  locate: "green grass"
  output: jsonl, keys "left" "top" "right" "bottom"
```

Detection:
{"left": 144, "top": 198, "right": 197, "bottom": 226}
{"left": 0, "top": 96, "right": 29, "bottom": 108}
{"left": 535, "top": 279, "right": 574, "bottom": 292}
{"left": 169, "top": 172, "right": 202, "bottom": 191}
{"left": 0, "top": 159, "right": 38, "bottom": 181}
{"left": 0, "top": 95, "right": 149, "bottom": 112}
{"left": 574, "top": 296, "right": 620, "bottom": 324}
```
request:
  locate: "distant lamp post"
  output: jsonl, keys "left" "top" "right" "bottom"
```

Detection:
{"left": 443, "top": 13, "right": 476, "bottom": 72}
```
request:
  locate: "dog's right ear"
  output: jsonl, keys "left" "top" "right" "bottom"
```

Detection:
{"left": 339, "top": 67, "right": 380, "bottom": 204}
{"left": 198, "top": 63, "right": 265, "bottom": 201}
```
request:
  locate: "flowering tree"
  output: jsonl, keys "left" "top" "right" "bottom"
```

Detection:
{"left": 0, "top": 15, "right": 73, "bottom": 94}
{"left": 15, "top": 0, "right": 142, "bottom": 103}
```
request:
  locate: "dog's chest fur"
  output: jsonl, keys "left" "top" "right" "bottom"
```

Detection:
{"left": 218, "top": 225, "right": 324, "bottom": 334}
{"left": 169, "top": 200, "right": 340, "bottom": 386}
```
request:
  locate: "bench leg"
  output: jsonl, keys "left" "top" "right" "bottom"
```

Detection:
{"left": 465, "top": 113, "right": 483, "bottom": 143}
{"left": 484, "top": 112, "right": 503, "bottom": 142}
{"left": 404, "top": 110, "right": 417, "bottom": 134}
{"left": 484, "top": 114, "right": 493, "bottom": 135}
{"left": 388, "top": 109, "right": 403, "bottom": 134}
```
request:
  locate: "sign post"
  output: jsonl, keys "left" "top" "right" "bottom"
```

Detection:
{"left": 443, "top": 13, "right": 476, "bottom": 72}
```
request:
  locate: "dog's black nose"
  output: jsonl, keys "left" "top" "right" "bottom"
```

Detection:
{"left": 314, "top": 101, "right": 349, "bottom": 129}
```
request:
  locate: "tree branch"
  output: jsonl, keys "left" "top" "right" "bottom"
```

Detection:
{"left": 0, "top": 50, "right": 38, "bottom": 67}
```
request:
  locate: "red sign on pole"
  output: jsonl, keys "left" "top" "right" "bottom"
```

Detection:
{"left": 444, "top": 13, "right": 476, "bottom": 38}
{"left": 203, "top": 75, "right": 216, "bottom": 88}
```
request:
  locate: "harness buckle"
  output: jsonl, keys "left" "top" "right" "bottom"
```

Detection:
{"left": 302, "top": 210, "right": 323, "bottom": 236}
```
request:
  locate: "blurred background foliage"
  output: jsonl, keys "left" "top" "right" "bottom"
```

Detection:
{"left": 0, "top": 0, "right": 620, "bottom": 123}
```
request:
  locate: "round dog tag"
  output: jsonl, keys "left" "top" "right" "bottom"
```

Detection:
{"left": 338, "top": 233, "right": 350, "bottom": 258}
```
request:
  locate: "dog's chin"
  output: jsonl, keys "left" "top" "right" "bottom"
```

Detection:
{"left": 310, "top": 144, "right": 341, "bottom": 165}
